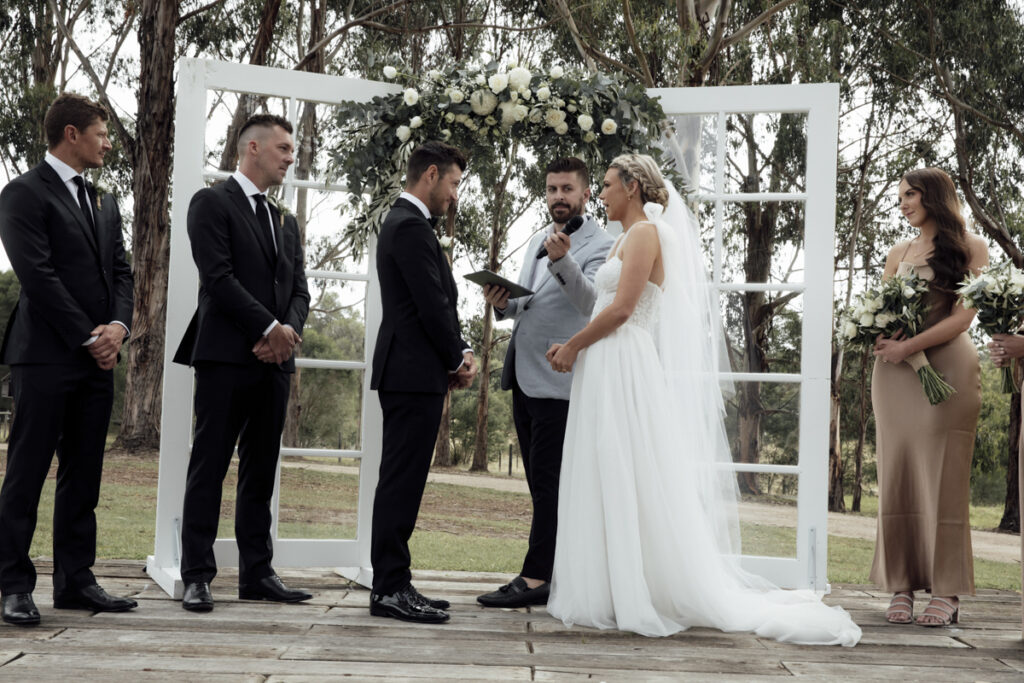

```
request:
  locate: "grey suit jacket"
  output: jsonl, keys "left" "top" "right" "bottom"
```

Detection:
{"left": 496, "top": 215, "right": 615, "bottom": 400}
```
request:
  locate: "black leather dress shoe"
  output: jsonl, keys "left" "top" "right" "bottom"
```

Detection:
{"left": 53, "top": 584, "right": 137, "bottom": 612}
{"left": 182, "top": 581, "right": 214, "bottom": 612}
{"left": 370, "top": 585, "right": 449, "bottom": 623}
{"left": 477, "top": 577, "right": 549, "bottom": 608}
{"left": 238, "top": 575, "right": 312, "bottom": 603}
{"left": 411, "top": 585, "right": 449, "bottom": 610}
{"left": 2, "top": 593, "right": 40, "bottom": 625}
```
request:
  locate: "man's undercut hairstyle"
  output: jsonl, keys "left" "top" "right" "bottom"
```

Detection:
{"left": 545, "top": 157, "right": 590, "bottom": 188}
{"left": 236, "top": 114, "right": 293, "bottom": 154}
{"left": 44, "top": 93, "right": 109, "bottom": 149}
{"left": 406, "top": 141, "right": 468, "bottom": 185}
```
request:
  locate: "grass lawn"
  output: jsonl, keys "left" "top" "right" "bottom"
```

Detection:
{"left": 3, "top": 451, "right": 1019, "bottom": 591}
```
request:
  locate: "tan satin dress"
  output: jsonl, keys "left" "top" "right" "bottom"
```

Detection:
{"left": 869, "top": 260, "right": 979, "bottom": 596}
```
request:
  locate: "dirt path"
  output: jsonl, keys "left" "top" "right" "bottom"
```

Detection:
{"left": 282, "top": 460, "right": 1022, "bottom": 564}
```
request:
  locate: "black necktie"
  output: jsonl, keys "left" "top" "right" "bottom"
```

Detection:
{"left": 253, "top": 194, "right": 277, "bottom": 257}
{"left": 72, "top": 176, "right": 96, "bottom": 240}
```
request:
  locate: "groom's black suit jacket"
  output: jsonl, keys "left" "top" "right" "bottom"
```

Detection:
{"left": 0, "top": 161, "right": 133, "bottom": 364}
{"left": 173, "top": 176, "right": 309, "bottom": 372}
{"left": 371, "top": 197, "right": 467, "bottom": 393}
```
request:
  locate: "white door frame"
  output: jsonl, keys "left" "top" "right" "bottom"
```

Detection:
{"left": 652, "top": 84, "right": 840, "bottom": 590}
{"left": 147, "top": 58, "right": 398, "bottom": 598}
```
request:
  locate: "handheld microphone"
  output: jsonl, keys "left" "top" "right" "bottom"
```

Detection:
{"left": 536, "top": 215, "right": 585, "bottom": 259}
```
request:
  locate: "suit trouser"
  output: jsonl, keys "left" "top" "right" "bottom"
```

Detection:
{"left": 512, "top": 374, "right": 570, "bottom": 582}
{"left": 0, "top": 358, "right": 113, "bottom": 595}
{"left": 371, "top": 390, "right": 445, "bottom": 594}
{"left": 180, "top": 362, "right": 290, "bottom": 585}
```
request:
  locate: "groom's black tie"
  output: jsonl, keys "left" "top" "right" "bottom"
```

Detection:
{"left": 72, "top": 176, "right": 97, "bottom": 243}
{"left": 253, "top": 194, "right": 277, "bottom": 258}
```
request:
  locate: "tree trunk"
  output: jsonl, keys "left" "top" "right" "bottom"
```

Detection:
{"left": 470, "top": 306, "right": 493, "bottom": 472}
{"left": 853, "top": 349, "right": 868, "bottom": 512}
{"left": 1000, "top": 391, "right": 1021, "bottom": 532}
{"left": 827, "top": 346, "right": 845, "bottom": 512}
{"left": 115, "top": 0, "right": 177, "bottom": 451}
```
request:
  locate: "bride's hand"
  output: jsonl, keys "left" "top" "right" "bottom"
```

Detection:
{"left": 546, "top": 342, "right": 578, "bottom": 373}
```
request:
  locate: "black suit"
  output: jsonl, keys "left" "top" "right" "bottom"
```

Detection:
{"left": 174, "top": 176, "right": 309, "bottom": 585}
{"left": 0, "top": 160, "right": 133, "bottom": 596}
{"left": 370, "top": 197, "right": 467, "bottom": 594}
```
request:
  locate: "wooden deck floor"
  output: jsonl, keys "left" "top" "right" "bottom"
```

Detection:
{"left": 0, "top": 560, "right": 1021, "bottom": 681}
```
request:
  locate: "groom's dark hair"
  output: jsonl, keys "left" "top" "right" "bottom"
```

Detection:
{"left": 406, "top": 141, "right": 467, "bottom": 185}
{"left": 545, "top": 157, "right": 590, "bottom": 187}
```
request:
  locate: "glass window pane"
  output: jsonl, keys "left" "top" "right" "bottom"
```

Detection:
{"left": 724, "top": 112, "right": 807, "bottom": 194}
{"left": 282, "top": 368, "right": 363, "bottom": 450}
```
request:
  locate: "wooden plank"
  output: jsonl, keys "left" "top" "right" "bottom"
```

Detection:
{"left": 535, "top": 667, "right": 791, "bottom": 681}
{"left": 781, "top": 661, "right": 1022, "bottom": 681}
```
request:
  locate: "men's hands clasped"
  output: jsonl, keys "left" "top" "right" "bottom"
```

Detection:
{"left": 450, "top": 351, "right": 477, "bottom": 390}
{"left": 253, "top": 323, "right": 302, "bottom": 364}
{"left": 88, "top": 324, "right": 127, "bottom": 370}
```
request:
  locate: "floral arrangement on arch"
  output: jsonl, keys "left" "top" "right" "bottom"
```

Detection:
{"left": 330, "top": 60, "right": 672, "bottom": 252}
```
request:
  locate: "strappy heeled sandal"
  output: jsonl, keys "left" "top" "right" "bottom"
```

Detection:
{"left": 885, "top": 591, "right": 914, "bottom": 624}
{"left": 916, "top": 596, "right": 959, "bottom": 626}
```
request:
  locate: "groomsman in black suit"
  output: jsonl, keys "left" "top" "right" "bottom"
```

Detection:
{"left": 173, "top": 114, "right": 311, "bottom": 612}
{"left": 369, "top": 142, "right": 476, "bottom": 623}
{"left": 0, "top": 93, "right": 136, "bottom": 625}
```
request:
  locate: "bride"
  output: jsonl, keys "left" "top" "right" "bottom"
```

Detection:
{"left": 544, "top": 154, "right": 861, "bottom": 646}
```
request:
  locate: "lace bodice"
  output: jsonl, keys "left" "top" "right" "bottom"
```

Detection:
{"left": 592, "top": 257, "right": 662, "bottom": 332}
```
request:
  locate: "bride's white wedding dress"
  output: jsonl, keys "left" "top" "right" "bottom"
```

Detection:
{"left": 547, "top": 197, "right": 861, "bottom": 647}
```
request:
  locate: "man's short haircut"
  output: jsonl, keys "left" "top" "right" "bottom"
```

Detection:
{"left": 44, "top": 93, "right": 109, "bottom": 149}
{"left": 236, "top": 114, "right": 293, "bottom": 153}
{"left": 406, "top": 141, "right": 468, "bottom": 185}
{"left": 545, "top": 157, "right": 590, "bottom": 188}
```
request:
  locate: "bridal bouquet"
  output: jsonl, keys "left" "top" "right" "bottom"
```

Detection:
{"left": 839, "top": 272, "right": 955, "bottom": 404}
{"left": 957, "top": 260, "right": 1024, "bottom": 393}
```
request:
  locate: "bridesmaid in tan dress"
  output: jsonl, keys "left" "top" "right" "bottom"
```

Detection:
{"left": 871, "top": 168, "right": 988, "bottom": 626}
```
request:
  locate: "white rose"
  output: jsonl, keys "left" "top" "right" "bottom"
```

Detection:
{"left": 409, "top": 116, "right": 423, "bottom": 129}
{"left": 858, "top": 312, "right": 875, "bottom": 327}
{"left": 544, "top": 108, "right": 567, "bottom": 128}
{"left": 470, "top": 89, "right": 498, "bottom": 116}
{"left": 498, "top": 101, "right": 518, "bottom": 128}
{"left": 475, "top": 74, "right": 486, "bottom": 85}
{"left": 577, "top": 114, "right": 594, "bottom": 131}
{"left": 448, "top": 89, "right": 465, "bottom": 104}
{"left": 554, "top": 121, "right": 569, "bottom": 135}
{"left": 536, "top": 86, "right": 551, "bottom": 101}
{"left": 601, "top": 118, "right": 617, "bottom": 135}
{"left": 488, "top": 72, "right": 509, "bottom": 93}
{"left": 382, "top": 66, "right": 397, "bottom": 79}
{"left": 567, "top": 104, "right": 577, "bottom": 113}
{"left": 513, "top": 104, "right": 529, "bottom": 121}
{"left": 528, "top": 109, "right": 543, "bottom": 124}
{"left": 396, "top": 125, "right": 411, "bottom": 142}
{"left": 508, "top": 66, "right": 532, "bottom": 91}
{"left": 583, "top": 131, "right": 597, "bottom": 143}
{"left": 843, "top": 321, "right": 859, "bottom": 339}
{"left": 902, "top": 285, "right": 916, "bottom": 298}
{"left": 519, "top": 88, "right": 531, "bottom": 100}
{"left": 439, "top": 235, "right": 453, "bottom": 248}
{"left": 444, "top": 112, "right": 455, "bottom": 123}
{"left": 428, "top": 69, "right": 443, "bottom": 82}
{"left": 508, "top": 91, "right": 519, "bottom": 103}
{"left": 403, "top": 88, "right": 419, "bottom": 106}
{"left": 984, "top": 277, "right": 1000, "bottom": 294}
{"left": 549, "top": 65, "right": 564, "bottom": 79}
{"left": 874, "top": 312, "right": 895, "bottom": 327}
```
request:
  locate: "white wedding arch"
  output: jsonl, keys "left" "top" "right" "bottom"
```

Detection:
{"left": 148, "top": 58, "right": 838, "bottom": 597}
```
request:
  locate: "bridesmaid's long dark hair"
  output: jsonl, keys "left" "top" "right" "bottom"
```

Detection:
{"left": 902, "top": 167, "right": 969, "bottom": 295}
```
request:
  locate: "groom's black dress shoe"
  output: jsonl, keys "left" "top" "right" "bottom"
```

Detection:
{"left": 370, "top": 585, "right": 449, "bottom": 623}
{"left": 477, "top": 577, "right": 550, "bottom": 608}
{"left": 182, "top": 582, "right": 214, "bottom": 612}
{"left": 53, "top": 584, "right": 137, "bottom": 612}
{"left": 1, "top": 593, "right": 40, "bottom": 625}
{"left": 411, "top": 585, "right": 449, "bottom": 610}
{"left": 239, "top": 575, "right": 312, "bottom": 603}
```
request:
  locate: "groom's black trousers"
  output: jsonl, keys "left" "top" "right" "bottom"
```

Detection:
{"left": 511, "top": 374, "right": 570, "bottom": 583}
{"left": 371, "top": 390, "right": 446, "bottom": 595}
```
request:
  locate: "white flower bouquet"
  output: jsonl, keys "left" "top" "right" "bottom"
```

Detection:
{"left": 957, "top": 260, "right": 1024, "bottom": 393}
{"left": 840, "top": 272, "right": 955, "bottom": 404}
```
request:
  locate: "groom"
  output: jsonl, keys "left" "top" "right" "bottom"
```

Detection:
{"left": 369, "top": 141, "right": 476, "bottom": 623}
{"left": 479, "top": 157, "right": 614, "bottom": 607}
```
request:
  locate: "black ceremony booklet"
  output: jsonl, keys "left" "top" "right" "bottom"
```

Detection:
{"left": 463, "top": 270, "right": 534, "bottom": 299}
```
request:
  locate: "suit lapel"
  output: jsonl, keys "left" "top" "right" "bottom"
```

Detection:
{"left": 226, "top": 178, "right": 276, "bottom": 267}
{"left": 37, "top": 162, "right": 100, "bottom": 257}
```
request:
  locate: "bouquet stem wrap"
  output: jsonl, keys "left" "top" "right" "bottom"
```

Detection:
{"left": 1001, "top": 359, "right": 1018, "bottom": 394}
{"left": 905, "top": 350, "right": 956, "bottom": 405}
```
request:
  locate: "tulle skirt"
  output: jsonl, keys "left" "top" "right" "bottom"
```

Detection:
{"left": 547, "top": 324, "right": 861, "bottom": 646}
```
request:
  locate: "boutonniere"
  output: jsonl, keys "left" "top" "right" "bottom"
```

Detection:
{"left": 91, "top": 179, "right": 111, "bottom": 212}
{"left": 438, "top": 235, "right": 453, "bottom": 250}
{"left": 267, "top": 195, "right": 291, "bottom": 228}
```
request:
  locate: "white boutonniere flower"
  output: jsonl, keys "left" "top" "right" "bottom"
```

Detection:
{"left": 438, "top": 235, "right": 453, "bottom": 249}
{"left": 267, "top": 195, "right": 291, "bottom": 228}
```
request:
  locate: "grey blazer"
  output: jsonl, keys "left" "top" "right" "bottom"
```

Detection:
{"left": 496, "top": 215, "right": 615, "bottom": 400}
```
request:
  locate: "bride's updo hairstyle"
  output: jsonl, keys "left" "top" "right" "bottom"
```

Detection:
{"left": 609, "top": 154, "right": 670, "bottom": 208}
{"left": 902, "top": 167, "right": 969, "bottom": 296}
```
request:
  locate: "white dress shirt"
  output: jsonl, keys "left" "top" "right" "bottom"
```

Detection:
{"left": 44, "top": 152, "right": 129, "bottom": 345}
